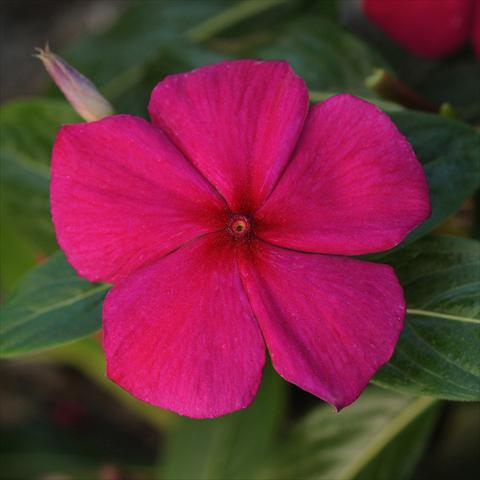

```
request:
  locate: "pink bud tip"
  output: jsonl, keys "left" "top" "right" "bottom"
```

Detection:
{"left": 35, "top": 44, "right": 114, "bottom": 122}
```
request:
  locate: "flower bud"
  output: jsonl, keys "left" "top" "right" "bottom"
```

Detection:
{"left": 35, "top": 44, "right": 114, "bottom": 122}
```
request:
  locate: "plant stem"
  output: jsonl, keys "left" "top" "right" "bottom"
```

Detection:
{"left": 366, "top": 68, "right": 437, "bottom": 112}
{"left": 186, "top": 0, "right": 288, "bottom": 43}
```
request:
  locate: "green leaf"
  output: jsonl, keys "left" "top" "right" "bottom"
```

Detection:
{"left": 43, "top": 1, "right": 232, "bottom": 115}
{"left": 345, "top": 14, "right": 480, "bottom": 121}
{"left": 160, "top": 362, "right": 286, "bottom": 480}
{"left": 0, "top": 98, "right": 79, "bottom": 252}
{"left": 63, "top": 0, "right": 300, "bottom": 98}
{"left": 308, "top": 90, "right": 403, "bottom": 113}
{"left": 378, "top": 42, "right": 480, "bottom": 123}
{"left": 259, "top": 388, "right": 439, "bottom": 480}
{"left": 413, "top": 58, "right": 480, "bottom": 123}
{"left": 185, "top": 0, "right": 294, "bottom": 43}
{"left": 390, "top": 111, "right": 480, "bottom": 243}
{"left": 0, "top": 210, "right": 37, "bottom": 294}
{"left": 60, "top": 0, "right": 313, "bottom": 115}
{"left": 105, "top": 44, "right": 225, "bottom": 117}
{"left": 256, "top": 17, "right": 388, "bottom": 96}
{"left": 0, "top": 252, "right": 108, "bottom": 358}
{"left": 375, "top": 236, "right": 480, "bottom": 400}
{"left": 62, "top": 0, "right": 232, "bottom": 85}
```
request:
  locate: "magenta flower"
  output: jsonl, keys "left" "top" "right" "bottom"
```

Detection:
{"left": 363, "top": 0, "right": 480, "bottom": 59}
{"left": 51, "top": 60, "right": 430, "bottom": 418}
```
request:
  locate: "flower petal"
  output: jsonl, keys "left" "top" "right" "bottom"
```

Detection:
{"left": 103, "top": 233, "right": 265, "bottom": 418}
{"left": 239, "top": 241, "right": 405, "bottom": 410}
{"left": 51, "top": 114, "right": 226, "bottom": 284}
{"left": 148, "top": 60, "right": 309, "bottom": 211}
{"left": 363, "top": 0, "right": 473, "bottom": 59}
{"left": 256, "top": 94, "right": 430, "bottom": 256}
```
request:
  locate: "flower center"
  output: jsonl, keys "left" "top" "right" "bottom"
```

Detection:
{"left": 228, "top": 215, "right": 251, "bottom": 238}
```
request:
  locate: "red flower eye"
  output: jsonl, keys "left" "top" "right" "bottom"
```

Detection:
{"left": 228, "top": 215, "right": 251, "bottom": 238}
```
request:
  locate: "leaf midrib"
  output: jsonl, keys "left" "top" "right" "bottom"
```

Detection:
{"left": 337, "top": 396, "right": 437, "bottom": 480}
{"left": 406, "top": 308, "right": 480, "bottom": 324}
{"left": 0, "top": 284, "right": 109, "bottom": 335}
{"left": 2, "top": 292, "right": 475, "bottom": 338}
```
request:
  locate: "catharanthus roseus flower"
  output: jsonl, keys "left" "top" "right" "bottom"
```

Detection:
{"left": 363, "top": 0, "right": 480, "bottom": 58}
{"left": 51, "top": 60, "right": 430, "bottom": 418}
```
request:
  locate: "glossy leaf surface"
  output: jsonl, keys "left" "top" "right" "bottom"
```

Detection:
{"left": 0, "top": 98, "right": 79, "bottom": 252}
{"left": 376, "top": 236, "right": 480, "bottom": 400}
{"left": 258, "top": 388, "right": 439, "bottom": 480}
{"left": 390, "top": 111, "right": 480, "bottom": 243}
{"left": 0, "top": 253, "right": 108, "bottom": 357}
{"left": 257, "top": 17, "right": 388, "bottom": 96}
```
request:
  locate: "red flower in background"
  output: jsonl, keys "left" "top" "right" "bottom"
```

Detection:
{"left": 363, "top": 0, "right": 480, "bottom": 58}
{"left": 51, "top": 60, "right": 430, "bottom": 418}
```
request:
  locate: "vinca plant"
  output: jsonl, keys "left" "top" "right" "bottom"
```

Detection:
{"left": 1, "top": 1, "right": 479, "bottom": 479}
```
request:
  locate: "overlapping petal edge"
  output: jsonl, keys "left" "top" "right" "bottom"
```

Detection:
{"left": 50, "top": 60, "right": 430, "bottom": 418}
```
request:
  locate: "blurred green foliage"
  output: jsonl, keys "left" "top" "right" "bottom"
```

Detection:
{"left": 1, "top": 1, "right": 479, "bottom": 479}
